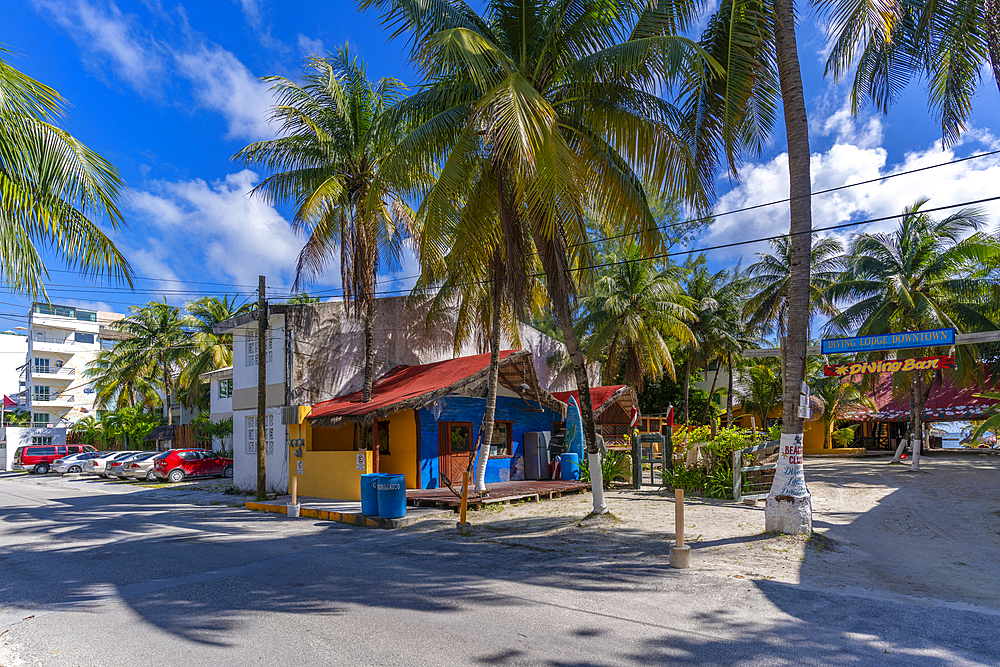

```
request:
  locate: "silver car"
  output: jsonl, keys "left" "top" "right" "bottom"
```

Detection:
{"left": 123, "top": 451, "right": 169, "bottom": 481}
{"left": 52, "top": 451, "right": 105, "bottom": 474}
{"left": 108, "top": 451, "right": 158, "bottom": 479}
{"left": 84, "top": 451, "right": 141, "bottom": 477}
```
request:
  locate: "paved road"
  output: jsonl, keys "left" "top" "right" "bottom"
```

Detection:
{"left": 0, "top": 474, "right": 997, "bottom": 666}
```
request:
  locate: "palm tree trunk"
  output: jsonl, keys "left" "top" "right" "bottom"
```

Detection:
{"left": 529, "top": 228, "right": 606, "bottom": 514}
{"left": 474, "top": 267, "right": 503, "bottom": 494}
{"left": 362, "top": 297, "right": 377, "bottom": 472}
{"left": 726, "top": 353, "right": 734, "bottom": 427}
{"left": 767, "top": 0, "right": 813, "bottom": 533}
{"left": 701, "top": 361, "right": 722, "bottom": 423}
{"left": 683, "top": 356, "right": 692, "bottom": 425}
{"left": 162, "top": 362, "right": 172, "bottom": 426}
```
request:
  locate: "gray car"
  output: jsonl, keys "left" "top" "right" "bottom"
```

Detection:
{"left": 123, "top": 451, "right": 169, "bottom": 481}
{"left": 52, "top": 451, "right": 105, "bottom": 474}
{"left": 108, "top": 451, "right": 159, "bottom": 479}
{"left": 84, "top": 451, "right": 141, "bottom": 477}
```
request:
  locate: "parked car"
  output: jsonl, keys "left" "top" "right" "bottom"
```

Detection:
{"left": 52, "top": 451, "right": 106, "bottom": 474}
{"left": 152, "top": 449, "right": 233, "bottom": 483}
{"left": 84, "top": 451, "right": 142, "bottom": 477}
{"left": 123, "top": 451, "right": 170, "bottom": 482}
{"left": 13, "top": 445, "right": 97, "bottom": 475}
{"left": 107, "top": 452, "right": 159, "bottom": 479}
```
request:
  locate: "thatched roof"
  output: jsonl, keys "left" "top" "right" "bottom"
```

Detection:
{"left": 308, "top": 349, "right": 563, "bottom": 427}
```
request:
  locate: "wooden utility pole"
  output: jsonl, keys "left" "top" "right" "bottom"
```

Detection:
{"left": 256, "top": 275, "right": 267, "bottom": 501}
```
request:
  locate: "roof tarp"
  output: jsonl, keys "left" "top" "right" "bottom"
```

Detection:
{"left": 840, "top": 371, "right": 1000, "bottom": 421}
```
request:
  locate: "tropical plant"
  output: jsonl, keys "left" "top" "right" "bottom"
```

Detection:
{"left": 970, "top": 393, "right": 1000, "bottom": 446}
{"left": 360, "top": 0, "right": 718, "bottom": 513}
{"left": 579, "top": 246, "right": 695, "bottom": 393}
{"left": 578, "top": 449, "right": 632, "bottom": 487}
{"left": 71, "top": 415, "right": 103, "bottom": 447}
{"left": 809, "top": 372, "right": 876, "bottom": 449}
{"left": 744, "top": 236, "right": 844, "bottom": 339}
{"left": 179, "top": 295, "right": 253, "bottom": 408}
{"left": 832, "top": 425, "right": 856, "bottom": 448}
{"left": 235, "top": 48, "right": 417, "bottom": 440}
{"left": 738, "top": 362, "right": 783, "bottom": 432}
{"left": 192, "top": 414, "right": 234, "bottom": 450}
{"left": 100, "top": 406, "right": 161, "bottom": 449}
{"left": 4, "top": 409, "right": 30, "bottom": 426}
{"left": 92, "top": 301, "right": 192, "bottom": 424}
{"left": 826, "top": 199, "right": 1000, "bottom": 458}
{"left": 0, "top": 48, "right": 133, "bottom": 296}
{"left": 87, "top": 347, "right": 161, "bottom": 412}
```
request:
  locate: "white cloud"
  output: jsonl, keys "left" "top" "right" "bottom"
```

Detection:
{"left": 297, "top": 34, "right": 326, "bottom": 56}
{"left": 173, "top": 43, "right": 275, "bottom": 140}
{"left": 706, "top": 104, "right": 1000, "bottom": 261}
{"left": 31, "top": 0, "right": 165, "bottom": 92}
{"left": 129, "top": 170, "right": 318, "bottom": 290}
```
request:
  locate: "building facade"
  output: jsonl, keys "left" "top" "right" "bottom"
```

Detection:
{"left": 25, "top": 303, "right": 124, "bottom": 428}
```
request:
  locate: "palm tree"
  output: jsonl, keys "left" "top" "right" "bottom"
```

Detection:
{"left": 234, "top": 48, "right": 418, "bottom": 469}
{"left": 0, "top": 49, "right": 133, "bottom": 295}
{"left": 823, "top": 0, "right": 999, "bottom": 148}
{"left": 738, "top": 361, "right": 783, "bottom": 433}
{"left": 579, "top": 247, "right": 696, "bottom": 393}
{"left": 826, "top": 199, "right": 1000, "bottom": 464}
{"left": 179, "top": 295, "right": 253, "bottom": 409}
{"left": 809, "top": 373, "right": 875, "bottom": 450}
{"left": 94, "top": 301, "right": 192, "bottom": 424}
{"left": 745, "top": 236, "right": 843, "bottom": 340}
{"left": 363, "top": 0, "right": 718, "bottom": 512}
{"left": 87, "top": 349, "right": 161, "bottom": 412}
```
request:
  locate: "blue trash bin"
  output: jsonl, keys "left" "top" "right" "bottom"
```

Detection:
{"left": 376, "top": 474, "right": 407, "bottom": 519}
{"left": 560, "top": 453, "right": 580, "bottom": 481}
{"left": 360, "top": 473, "right": 387, "bottom": 516}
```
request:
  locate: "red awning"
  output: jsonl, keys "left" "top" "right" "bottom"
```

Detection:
{"left": 551, "top": 385, "right": 638, "bottom": 421}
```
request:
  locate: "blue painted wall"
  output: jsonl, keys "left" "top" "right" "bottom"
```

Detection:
{"left": 417, "top": 395, "right": 562, "bottom": 489}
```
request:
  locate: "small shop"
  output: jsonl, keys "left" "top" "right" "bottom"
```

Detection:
{"left": 290, "top": 350, "right": 566, "bottom": 500}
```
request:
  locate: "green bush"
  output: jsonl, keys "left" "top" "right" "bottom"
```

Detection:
{"left": 579, "top": 450, "right": 632, "bottom": 486}
{"left": 832, "top": 426, "right": 856, "bottom": 448}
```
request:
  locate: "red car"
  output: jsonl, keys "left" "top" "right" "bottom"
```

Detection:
{"left": 13, "top": 445, "right": 97, "bottom": 475}
{"left": 152, "top": 449, "right": 233, "bottom": 483}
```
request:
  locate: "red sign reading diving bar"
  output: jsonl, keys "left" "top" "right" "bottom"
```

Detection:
{"left": 823, "top": 355, "right": 955, "bottom": 377}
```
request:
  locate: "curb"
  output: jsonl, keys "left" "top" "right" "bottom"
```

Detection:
{"left": 244, "top": 501, "right": 426, "bottom": 529}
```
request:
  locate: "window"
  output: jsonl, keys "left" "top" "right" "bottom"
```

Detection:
{"left": 32, "top": 412, "right": 49, "bottom": 426}
{"left": 34, "top": 303, "right": 76, "bottom": 318}
{"left": 377, "top": 420, "right": 390, "bottom": 455}
{"left": 30, "top": 439, "right": 53, "bottom": 449}
{"left": 33, "top": 358, "right": 50, "bottom": 374}
{"left": 33, "top": 386, "right": 50, "bottom": 401}
{"left": 649, "top": 419, "right": 661, "bottom": 433}
{"left": 246, "top": 336, "right": 273, "bottom": 367}
{"left": 74, "top": 332, "right": 95, "bottom": 344}
{"left": 218, "top": 378, "right": 233, "bottom": 399}
{"left": 179, "top": 451, "right": 199, "bottom": 460}
{"left": 449, "top": 424, "right": 472, "bottom": 453}
{"left": 490, "top": 422, "right": 513, "bottom": 457}
{"left": 246, "top": 414, "right": 275, "bottom": 455}
{"left": 75, "top": 309, "right": 96, "bottom": 322}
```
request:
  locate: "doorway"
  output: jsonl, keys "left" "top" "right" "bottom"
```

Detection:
{"left": 438, "top": 421, "right": 473, "bottom": 486}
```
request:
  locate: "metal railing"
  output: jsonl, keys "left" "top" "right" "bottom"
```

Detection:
{"left": 32, "top": 366, "right": 75, "bottom": 376}
{"left": 733, "top": 440, "right": 779, "bottom": 501}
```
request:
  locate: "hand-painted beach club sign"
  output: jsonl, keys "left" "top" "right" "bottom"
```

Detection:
{"left": 821, "top": 328, "right": 955, "bottom": 355}
{"left": 823, "top": 355, "right": 956, "bottom": 377}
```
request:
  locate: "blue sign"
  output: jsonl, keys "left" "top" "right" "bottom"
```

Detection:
{"left": 821, "top": 328, "right": 955, "bottom": 355}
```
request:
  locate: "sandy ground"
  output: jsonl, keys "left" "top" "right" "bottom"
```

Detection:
{"left": 424, "top": 453, "right": 1000, "bottom": 611}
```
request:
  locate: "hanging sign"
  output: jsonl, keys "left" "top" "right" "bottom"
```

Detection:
{"left": 823, "top": 355, "right": 955, "bottom": 377}
{"left": 821, "top": 328, "right": 955, "bottom": 355}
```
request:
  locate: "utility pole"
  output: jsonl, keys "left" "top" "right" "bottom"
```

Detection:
{"left": 256, "top": 275, "right": 267, "bottom": 501}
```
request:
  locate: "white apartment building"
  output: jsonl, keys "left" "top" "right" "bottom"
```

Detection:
{"left": 25, "top": 303, "right": 124, "bottom": 428}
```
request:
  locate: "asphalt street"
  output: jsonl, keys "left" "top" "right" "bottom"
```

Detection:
{"left": 0, "top": 473, "right": 997, "bottom": 666}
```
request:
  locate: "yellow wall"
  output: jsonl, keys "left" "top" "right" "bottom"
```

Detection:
{"left": 377, "top": 410, "right": 418, "bottom": 490}
{"left": 287, "top": 405, "right": 418, "bottom": 500}
{"left": 730, "top": 405, "right": 826, "bottom": 450}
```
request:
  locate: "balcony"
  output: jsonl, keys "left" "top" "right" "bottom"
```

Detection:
{"left": 31, "top": 367, "right": 76, "bottom": 381}
{"left": 31, "top": 336, "right": 93, "bottom": 352}
{"left": 31, "top": 393, "right": 76, "bottom": 407}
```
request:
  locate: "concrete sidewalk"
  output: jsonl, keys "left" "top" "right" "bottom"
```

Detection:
{"left": 246, "top": 495, "right": 450, "bottom": 529}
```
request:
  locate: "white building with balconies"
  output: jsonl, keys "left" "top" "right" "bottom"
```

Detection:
{"left": 25, "top": 303, "right": 124, "bottom": 427}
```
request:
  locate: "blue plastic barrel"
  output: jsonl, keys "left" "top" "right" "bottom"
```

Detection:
{"left": 360, "top": 473, "right": 387, "bottom": 516}
{"left": 560, "top": 453, "right": 580, "bottom": 481}
{"left": 376, "top": 474, "right": 407, "bottom": 519}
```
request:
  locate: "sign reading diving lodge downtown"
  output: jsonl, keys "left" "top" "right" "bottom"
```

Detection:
{"left": 820, "top": 327, "right": 956, "bottom": 355}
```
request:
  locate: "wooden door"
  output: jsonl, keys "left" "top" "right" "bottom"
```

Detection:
{"left": 438, "top": 421, "right": 473, "bottom": 486}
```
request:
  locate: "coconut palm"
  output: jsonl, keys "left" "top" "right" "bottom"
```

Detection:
{"left": 745, "top": 236, "right": 844, "bottom": 340}
{"left": 738, "top": 361, "right": 783, "bottom": 432}
{"left": 178, "top": 295, "right": 253, "bottom": 409}
{"left": 0, "top": 49, "right": 133, "bottom": 295}
{"left": 809, "top": 371, "right": 876, "bottom": 449}
{"left": 579, "top": 247, "right": 696, "bottom": 393}
{"left": 823, "top": 0, "right": 1000, "bottom": 147}
{"left": 362, "top": 0, "right": 718, "bottom": 513}
{"left": 826, "top": 199, "right": 1000, "bottom": 461}
{"left": 87, "top": 348, "right": 162, "bottom": 412}
{"left": 92, "top": 301, "right": 192, "bottom": 425}
{"left": 234, "top": 48, "right": 418, "bottom": 449}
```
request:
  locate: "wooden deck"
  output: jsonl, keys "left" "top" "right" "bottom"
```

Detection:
{"left": 406, "top": 479, "right": 590, "bottom": 511}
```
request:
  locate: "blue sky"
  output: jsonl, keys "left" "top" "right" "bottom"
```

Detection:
{"left": 2, "top": 1, "right": 1000, "bottom": 331}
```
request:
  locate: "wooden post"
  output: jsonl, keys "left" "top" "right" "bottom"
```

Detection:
{"left": 674, "top": 488, "right": 684, "bottom": 546}
{"left": 460, "top": 470, "right": 470, "bottom": 525}
{"left": 290, "top": 473, "right": 298, "bottom": 506}
{"left": 256, "top": 275, "right": 267, "bottom": 501}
